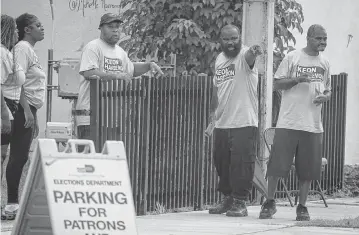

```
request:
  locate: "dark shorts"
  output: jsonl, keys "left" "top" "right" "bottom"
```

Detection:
{"left": 266, "top": 128, "right": 323, "bottom": 181}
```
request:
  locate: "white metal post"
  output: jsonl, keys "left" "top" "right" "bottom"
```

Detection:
{"left": 241, "top": 0, "right": 275, "bottom": 172}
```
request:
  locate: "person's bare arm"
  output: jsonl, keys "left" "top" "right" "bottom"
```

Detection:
{"left": 81, "top": 69, "right": 131, "bottom": 81}
{"left": 19, "top": 87, "right": 35, "bottom": 128}
{"left": 81, "top": 62, "right": 164, "bottom": 81}
{"left": 323, "top": 65, "right": 332, "bottom": 100}
{"left": 1, "top": 92, "right": 10, "bottom": 121}
{"left": 313, "top": 90, "right": 332, "bottom": 106}
{"left": 210, "top": 86, "right": 218, "bottom": 115}
{"left": 1, "top": 92, "right": 11, "bottom": 134}
{"left": 323, "top": 90, "right": 331, "bottom": 97}
{"left": 133, "top": 62, "right": 151, "bottom": 77}
{"left": 274, "top": 78, "right": 299, "bottom": 90}
{"left": 274, "top": 73, "right": 311, "bottom": 91}
{"left": 244, "top": 45, "right": 263, "bottom": 69}
{"left": 133, "top": 62, "right": 164, "bottom": 77}
{"left": 7, "top": 70, "right": 26, "bottom": 86}
{"left": 205, "top": 85, "right": 217, "bottom": 136}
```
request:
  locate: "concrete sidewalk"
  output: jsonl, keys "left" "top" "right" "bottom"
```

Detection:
{"left": 1, "top": 198, "right": 358, "bottom": 235}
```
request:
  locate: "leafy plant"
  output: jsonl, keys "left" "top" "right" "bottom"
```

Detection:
{"left": 273, "top": 0, "right": 304, "bottom": 72}
{"left": 119, "top": 0, "right": 304, "bottom": 76}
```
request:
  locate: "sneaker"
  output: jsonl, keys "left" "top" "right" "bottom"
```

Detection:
{"left": 1, "top": 204, "right": 19, "bottom": 220}
{"left": 296, "top": 204, "right": 310, "bottom": 221}
{"left": 209, "top": 195, "right": 233, "bottom": 214}
{"left": 259, "top": 199, "right": 277, "bottom": 219}
{"left": 226, "top": 199, "right": 248, "bottom": 217}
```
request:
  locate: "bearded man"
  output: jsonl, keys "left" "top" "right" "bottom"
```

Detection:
{"left": 208, "top": 24, "right": 263, "bottom": 217}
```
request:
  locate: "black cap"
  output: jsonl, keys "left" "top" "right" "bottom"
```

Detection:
{"left": 99, "top": 13, "right": 122, "bottom": 27}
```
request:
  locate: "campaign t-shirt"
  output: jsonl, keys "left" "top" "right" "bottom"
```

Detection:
{"left": 1, "top": 45, "right": 24, "bottom": 100}
{"left": 1, "top": 45, "right": 24, "bottom": 120}
{"left": 76, "top": 38, "right": 134, "bottom": 126}
{"left": 213, "top": 46, "right": 259, "bottom": 128}
{"left": 275, "top": 49, "right": 331, "bottom": 133}
{"left": 12, "top": 41, "right": 47, "bottom": 109}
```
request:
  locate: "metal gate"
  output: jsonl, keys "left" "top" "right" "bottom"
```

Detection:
{"left": 89, "top": 73, "right": 347, "bottom": 215}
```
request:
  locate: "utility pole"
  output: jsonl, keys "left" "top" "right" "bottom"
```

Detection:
{"left": 241, "top": 0, "right": 275, "bottom": 172}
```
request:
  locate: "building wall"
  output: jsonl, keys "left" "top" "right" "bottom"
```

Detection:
{"left": 293, "top": 0, "right": 359, "bottom": 164}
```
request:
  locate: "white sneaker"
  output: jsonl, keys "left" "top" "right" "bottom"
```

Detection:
{"left": 1, "top": 204, "right": 19, "bottom": 220}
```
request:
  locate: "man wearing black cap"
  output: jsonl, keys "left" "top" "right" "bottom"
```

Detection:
{"left": 75, "top": 13, "right": 164, "bottom": 142}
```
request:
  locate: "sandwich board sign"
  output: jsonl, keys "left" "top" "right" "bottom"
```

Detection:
{"left": 12, "top": 139, "right": 138, "bottom": 235}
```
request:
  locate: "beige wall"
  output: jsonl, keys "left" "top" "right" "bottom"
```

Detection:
{"left": 293, "top": 0, "right": 359, "bottom": 164}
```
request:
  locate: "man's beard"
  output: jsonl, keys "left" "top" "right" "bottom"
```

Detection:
{"left": 222, "top": 43, "right": 241, "bottom": 58}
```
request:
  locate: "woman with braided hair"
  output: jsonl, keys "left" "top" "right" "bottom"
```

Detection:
{"left": 2, "top": 13, "right": 46, "bottom": 220}
{"left": 1, "top": 14, "right": 26, "bottom": 220}
{"left": 1, "top": 14, "right": 25, "bottom": 168}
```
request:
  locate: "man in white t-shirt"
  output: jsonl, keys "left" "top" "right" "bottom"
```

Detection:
{"left": 75, "top": 13, "right": 163, "bottom": 143}
{"left": 208, "top": 24, "right": 263, "bottom": 217}
{"left": 259, "top": 25, "right": 331, "bottom": 221}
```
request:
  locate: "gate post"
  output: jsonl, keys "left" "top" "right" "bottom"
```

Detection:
{"left": 90, "top": 78, "right": 102, "bottom": 152}
{"left": 138, "top": 76, "right": 151, "bottom": 215}
{"left": 242, "top": 0, "right": 275, "bottom": 171}
{"left": 195, "top": 73, "right": 209, "bottom": 210}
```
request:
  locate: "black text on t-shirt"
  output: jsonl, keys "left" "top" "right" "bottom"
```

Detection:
{"left": 104, "top": 57, "right": 123, "bottom": 72}
{"left": 215, "top": 64, "right": 236, "bottom": 86}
